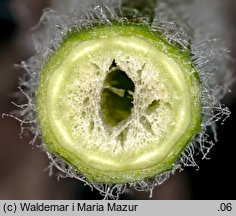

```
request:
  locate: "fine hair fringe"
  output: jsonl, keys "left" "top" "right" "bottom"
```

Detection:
{"left": 4, "top": 0, "right": 232, "bottom": 199}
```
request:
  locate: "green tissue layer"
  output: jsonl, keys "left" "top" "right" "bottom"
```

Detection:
{"left": 36, "top": 24, "right": 201, "bottom": 184}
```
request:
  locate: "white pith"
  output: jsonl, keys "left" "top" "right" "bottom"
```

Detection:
{"left": 45, "top": 36, "right": 194, "bottom": 170}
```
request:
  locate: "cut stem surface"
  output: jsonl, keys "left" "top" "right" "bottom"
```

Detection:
{"left": 36, "top": 24, "right": 201, "bottom": 183}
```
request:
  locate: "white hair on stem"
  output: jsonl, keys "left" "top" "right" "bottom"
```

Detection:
{"left": 6, "top": 0, "right": 232, "bottom": 199}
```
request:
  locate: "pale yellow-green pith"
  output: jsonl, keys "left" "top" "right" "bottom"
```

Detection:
{"left": 36, "top": 24, "right": 201, "bottom": 184}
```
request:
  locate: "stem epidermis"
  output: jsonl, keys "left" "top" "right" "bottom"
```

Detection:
{"left": 36, "top": 24, "right": 201, "bottom": 183}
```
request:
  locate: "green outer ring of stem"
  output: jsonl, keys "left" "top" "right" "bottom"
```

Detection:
{"left": 36, "top": 24, "right": 201, "bottom": 184}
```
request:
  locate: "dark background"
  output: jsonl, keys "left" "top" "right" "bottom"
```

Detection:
{"left": 0, "top": 0, "right": 235, "bottom": 199}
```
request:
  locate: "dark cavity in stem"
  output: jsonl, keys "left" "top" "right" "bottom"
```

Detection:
{"left": 101, "top": 60, "right": 135, "bottom": 127}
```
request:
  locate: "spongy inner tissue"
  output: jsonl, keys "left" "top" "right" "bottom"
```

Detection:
{"left": 56, "top": 40, "right": 181, "bottom": 155}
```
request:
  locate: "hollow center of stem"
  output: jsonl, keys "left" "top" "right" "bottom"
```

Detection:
{"left": 101, "top": 60, "right": 135, "bottom": 127}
